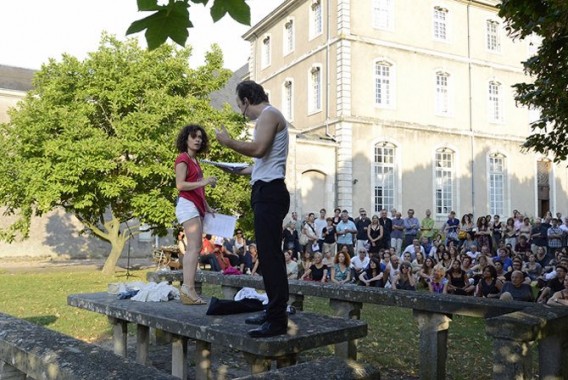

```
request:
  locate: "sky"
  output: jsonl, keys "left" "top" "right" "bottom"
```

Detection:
{"left": 0, "top": 0, "right": 283, "bottom": 71}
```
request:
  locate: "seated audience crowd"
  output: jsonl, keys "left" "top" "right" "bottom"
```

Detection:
{"left": 179, "top": 207, "right": 568, "bottom": 305}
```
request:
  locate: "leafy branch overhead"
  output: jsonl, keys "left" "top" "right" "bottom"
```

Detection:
{"left": 127, "top": 0, "right": 251, "bottom": 50}
{"left": 499, "top": 0, "right": 568, "bottom": 162}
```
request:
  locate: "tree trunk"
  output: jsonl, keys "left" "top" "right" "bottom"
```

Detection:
{"left": 84, "top": 213, "right": 130, "bottom": 275}
{"left": 101, "top": 233, "right": 128, "bottom": 275}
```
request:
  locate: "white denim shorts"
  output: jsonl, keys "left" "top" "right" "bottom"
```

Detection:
{"left": 176, "top": 197, "right": 200, "bottom": 224}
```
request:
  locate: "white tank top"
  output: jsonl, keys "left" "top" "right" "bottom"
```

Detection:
{"left": 251, "top": 105, "right": 288, "bottom": 184}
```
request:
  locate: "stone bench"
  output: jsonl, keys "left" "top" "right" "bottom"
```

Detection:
{"left": 234, "top": 357, "right": 380, "bottom": 380}
{"left": 148, "top": 270, "right": 529, "bottom": 317}
{"left": 486, "top": 305, "right": 568, "bottom": 380}
{"left": 0, "top": 312, "right": 177, "bottom": 380}
{"left": 147, "top": 270, "right": 563, "bottom": 379}
{"left": 68, "top": 292, "right": 368, "bottom": 380}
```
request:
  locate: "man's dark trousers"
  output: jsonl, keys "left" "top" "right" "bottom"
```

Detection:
{"left": 251, "top": 179, "right": 290, "bottom": 325}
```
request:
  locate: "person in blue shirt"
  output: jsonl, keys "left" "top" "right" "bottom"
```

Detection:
{"left": 403, "top": 209, "right": 420, "bottom": 248}
{"left": 493, "top": 247, "right": 513, "bottom": 273}
{"left": 336, "top": 210, "right": 357, "bottom": 256}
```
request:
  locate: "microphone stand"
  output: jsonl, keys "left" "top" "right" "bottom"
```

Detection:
{"left": 123, "top": 221, "right": 135, "bottom": 279}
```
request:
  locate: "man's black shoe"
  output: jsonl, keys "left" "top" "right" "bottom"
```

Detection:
{"left": 247, "top": 321, "right": 287, "bottom": 338}
{"left": 245, "top": 313, "right": 268, "bottom": 325}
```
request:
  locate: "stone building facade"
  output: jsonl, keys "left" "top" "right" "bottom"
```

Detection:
{"left": 242, "top": 0, "right": 568, "bottom": 222}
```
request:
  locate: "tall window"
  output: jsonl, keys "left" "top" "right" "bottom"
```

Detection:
{"left": 375, "top": 61, "right": 393, "bottom": 107}
{"left": 310, "top": 66, "right": 322, "bottom": 112}
{"left": 486, "top": 20, "right": 500, "bottom": 51}
{"left": 433, "top": 7, "right": 448, "bottom": 40}
{"left": 373, "top": 142, "right": 396, "bottom": 213}
{"left": 284, "top": 19, "right": 294, "bottom": 54}
{"left": 435, "top": 72, "right": 449, "bottom": 115}
{"left": 488, "top": 81, "right": 502, "bottom": 122}
{"left": 435, "top": 148, "right": 454, "bottom": 215}
{"left": 261, "top": 35, "right": 271, "bottom": 68}
{"left": 489, "top": 153, "right": 505, "bottom": 216}
{"left": 372, "top": 0, "right": 394, "bottom": 30}
{"left": 311, "top": 0, "right": 323, "bottom": 37}
{"left": 283, "top": 80, "right": 293, "bottom": 121}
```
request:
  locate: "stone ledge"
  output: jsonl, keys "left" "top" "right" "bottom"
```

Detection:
{"left": 234, "top": 357, "right": 379, "bottom": 380}
{"left": 148, "top": 270, "right": 534, "bottom": 318}
{"left": 0, "top": 312, "right": 177, "bottom": 380}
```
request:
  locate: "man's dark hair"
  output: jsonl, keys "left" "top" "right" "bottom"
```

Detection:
{"left": 175, "top": 124, "right": 208, "bottom": 153}
{"left": 236, "top": 80, "right": 269, "bottom": 105}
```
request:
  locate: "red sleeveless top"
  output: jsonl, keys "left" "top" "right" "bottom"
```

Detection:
{"left": 175, "top": 153, "right": 206, "bottom": 217}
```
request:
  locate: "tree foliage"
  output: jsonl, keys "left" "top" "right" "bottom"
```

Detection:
{"left": 499, "top": 0, "right": 568, "bottom": 162}
{"left": 127, "top": 0, "right": 251, "bottom": 50}
{"left": 0, "top": 34, "right": 251, "bottom": 273}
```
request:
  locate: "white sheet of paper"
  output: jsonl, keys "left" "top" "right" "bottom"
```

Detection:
{"left": 200, "top": 159, "right": 249, "bottom": 173}
{"left": 202, "top": 213, "right": 237, "bottom": 238}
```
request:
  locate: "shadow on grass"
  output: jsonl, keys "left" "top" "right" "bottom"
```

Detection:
{"left": 24, "top": 315, "right": 58, "bottom": 326}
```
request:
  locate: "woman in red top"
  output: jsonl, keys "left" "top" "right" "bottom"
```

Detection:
{"left": 175, "top": 124, "right": 217, "bottom": 305}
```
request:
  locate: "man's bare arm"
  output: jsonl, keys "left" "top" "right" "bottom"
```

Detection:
{"left": 216, "top": 111, "right": 280, "bottom": 158}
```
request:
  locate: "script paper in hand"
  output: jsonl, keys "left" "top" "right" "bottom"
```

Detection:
{"left": 203, "top": 213, "right": 237, "bottom": 238}
{"left": 200, "top": 159, "right": 249, "bottom": 173}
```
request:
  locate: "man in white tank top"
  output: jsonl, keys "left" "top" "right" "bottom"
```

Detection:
{"left": 215, "top": 80, "right": 290, "bottom": 338}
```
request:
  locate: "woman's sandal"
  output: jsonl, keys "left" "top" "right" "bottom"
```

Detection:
{"left": 180, "top": 287, "right": 207, "bottom": 305}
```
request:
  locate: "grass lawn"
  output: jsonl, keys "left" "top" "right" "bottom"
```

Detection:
{"left": 0, "top": 267, "right": 536, "bottom": 379}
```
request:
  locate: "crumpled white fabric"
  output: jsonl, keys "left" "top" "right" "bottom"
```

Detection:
{"left": 131, "top": 281, "right": 180, "bottom": 302}
{"left": 234, "top": 287, "right": 268, "bottom": 305}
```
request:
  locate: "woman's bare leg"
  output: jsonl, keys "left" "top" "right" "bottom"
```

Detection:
{"left": 181, "top": 216, "right": 203, "bottom": 299}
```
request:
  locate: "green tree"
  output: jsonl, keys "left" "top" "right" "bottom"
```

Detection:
{"left": 127, "top": 0, "right": 251, "bottom": 50}
{"left": 499, "top": 1, "right": 568, "bottom": 162}
{"left": 0, "top": 34, "right": 251, "bottom": 274}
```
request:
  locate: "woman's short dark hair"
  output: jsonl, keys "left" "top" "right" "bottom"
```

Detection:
{"left": 176, "top": 124, "right": 208, "bottom": 154}
{"left": 236, "top": 80, "right": 269, "bottom": 105}
{"left": 485, "top": 264, "right": 497, "bottom": 278}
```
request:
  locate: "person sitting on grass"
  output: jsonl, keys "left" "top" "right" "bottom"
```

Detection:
{"left": 502, "top": 257, "right": 531, "bottom": 284}
{"left": 298, "top": 250, "right": 313, "bottom": 279}
{"left": 547, "top": 275, "right": 568, "bottom": 306}
{"left": 445, "top": 259, "right": 475, "bottom": 296}
{"left": 331, "top": 250, "right": 352, "bottom": 285}
{"left": 537, "top": 264, "right": 567, "bottom": 303}
{"left": 500, "top": 270, "right": 534, "bottom": 302}
{"left": 474, "top": 265, "right": 503, "bottom": 299}
{"left": 249, "top": 244, "right": 261, "bottom": 276}
{"left": 428, "top": 264, "right": 449, "bottom": 294}
{"left": 359, "top": 257, "right": 385, "bottom": 287}
{"left": 417, "top": 257, "right": 435, "bottom": 288}
{"left": 350, "top": 247, "right": 370, "bottom": 284}
{"left": 392, "top": 261, "right": 416, "bottom": 291}
{"left": 285, "top": 250, "right": 299, "bottom": 279}
{"left": 301, "top": 252, "right": 328, "bottom": 283}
